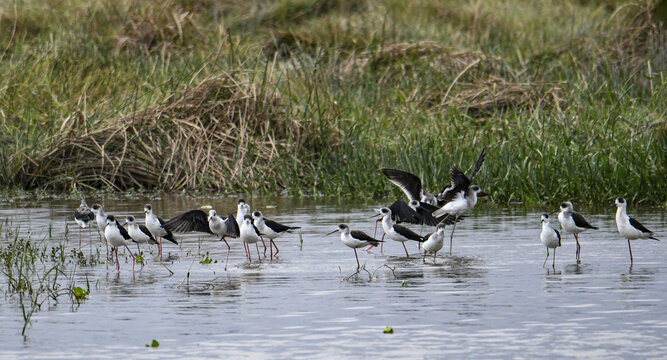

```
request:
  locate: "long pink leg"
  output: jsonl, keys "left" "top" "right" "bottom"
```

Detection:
{"left": 354, "top": 248, "right": 360, "bottom": 269}
{"left": 402, "top": 242, "right": 410, "bottom": 257}
{"left": 221, "top": 238, "right": 231, "bottom": 271}
{"left": 269, "top": 238, "right": 273, "bottom": 260}
{"left": 115, "top": 248, "right": 120, "bottom": 272}
{"left": 89, "top": 227, "right": 93, "bottom": 256}
{"left": 272, "top": 239, "right": 279, "bottom": 257}
{"left": 261, "top": 238, "right": 267, "bottom": 257}
{"left": 159, "top": 237, "right": 163, "bottom": 260}
{"left": 246, "top": 243, "right": 252, "bottom": 263}
{"left": 449, "top": 217, "right": 458, "bottom": 255}
{"left": 124, "top": 244, "right": 135, "bottom": 274}
{"left": 256, "top": 243, "right": 262, "bottom": 264}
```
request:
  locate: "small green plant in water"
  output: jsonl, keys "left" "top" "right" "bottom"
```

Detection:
{"left": 135, "top": 253, "right": 145, "bottom": 264}
{"left": 72, "top": 286, "right": 88, "bottom": 300}
{"left": 401, "top": 280, "right": 407, "bottom": 287}
{"left": 146, "top": 339, "right": 160, "bottom": 347}
{"left": 383, "top": 326, "right": 394, "bottom": 334}
{"left": 199, "top": 252, "right": 216, "bottom": 264}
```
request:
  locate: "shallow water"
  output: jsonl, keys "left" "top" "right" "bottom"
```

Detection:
{"left": 0, "top": 195, "right": 665, "bottom": 359}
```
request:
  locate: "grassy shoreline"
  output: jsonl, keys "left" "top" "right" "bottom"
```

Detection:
{"left": 0, "top": 0, "right": 665, "bottom": 205}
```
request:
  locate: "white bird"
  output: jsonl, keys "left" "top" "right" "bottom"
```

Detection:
{"left": 235, "top": 199, "right": 251, "bottom": 229}
{"left": 239, "top": 215, "right": 263, "bottom": 264}
{"left": 104, "top": 215, "right": 135, "bottom": 273}
{"left": 144, "top": 204, "right": 177, "bottom": 260}
{"left": 252, "top": 210, "right": 300, "bottom": 260}
{"left": 73, "top": 198, "right": 95, "bottom": 253}
{"left": 557, "top": 201, "right": 598, "bottom": 263}
{"left": 615, "top": 197, "right": 659, "bottom": 265}
{"left": 422, "top": 222, "right": 447, "bottom": 264}
{"left": 540, "top": 214, "right": 561, "bottom": 268}
{"left": 91, "top": 204, "right": 110, "bottom": 259}
{"left": 327, "top": 224, "right": 382, "bottom": 269}
{"left": 164, "top": 209, "right": 240, "bottom": 270}
{"left": 376, "top": 207, "right": 425, "bottom": 257}
{"left": 124, "top": 215, "right": 157, "bottom": 254}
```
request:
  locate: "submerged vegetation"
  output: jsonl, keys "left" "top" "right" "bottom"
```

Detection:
{"left": 0, "top": 0, "right": 665, "bottom": 204}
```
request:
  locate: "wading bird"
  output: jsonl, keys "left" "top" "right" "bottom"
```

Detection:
{"left": 252, "top": 211, "right": 300, "bottom": 260}
{"left": 557, "top": 202, "right": 597, "bottom": 264}
{"left": 239, "top": 215, "right": 263, "bottom": 264}
{"left": 328, "top": 224, "right": 382, "bottom": 269}
{"left": 104, "top": 215, "right": 136, "bottom": 273}
{"left": 376, "top": 207, "right": 425, "bottom": 257}
{"left": 165, "top": 209, "right": 239, "bottom": 270}
{"left": 540, "top": 214, "right": 561, "bottom": 268}
{"left": 144, "top": 204, "right": 177, "bottom": 260}
{"left": 74, "top": 198, "right": 95, "bottom": 254}
{"left": 124, "top": 215, "right": 157, "bottom": 255}
{"left": 422, "top": 222, "right": 447, "bottom": 264}
{"left": 614, "top": 198, "right": 659, "bottom": 265}
{"left": 432, "top": 148, "right": 488, "bottom": 255}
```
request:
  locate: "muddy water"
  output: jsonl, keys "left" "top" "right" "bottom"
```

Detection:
{"left": 0, "top": 195, "right": 665, "bottom": 359}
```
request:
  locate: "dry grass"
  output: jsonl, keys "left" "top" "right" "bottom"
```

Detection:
{"left": 339, "top": 42, "right": 489, "bottom": 81}
{"left": 18, "top": 72, "right": 289, "bottom": 191}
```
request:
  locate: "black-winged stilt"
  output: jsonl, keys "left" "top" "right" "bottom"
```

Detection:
{"left": 144, "top": 204, "right": 177, "bottom": 260}
{"left": 124, "top": 215, "right": 157, "bottom": 255}
{"left": 614, "top": 198, "right": 659, "bottom": 265}
{"left": 91, "top": 204, "right": 110, "bottom": 259}
{"left": 327, "top": 224, "right": 382, "bottom": 269}
{"left": 432, "top": 148, "right": 488, "bottom": 255}
{"left": 381, "top": 168, "right": 440, "bottom": 206}
{"left": 252, "top": 210, "right": 300, "bottom": 260}
{"left": 422, "top": 222, "right": 447, "bottom": 264}
{"left": 104, "top": 215, "right": 136, "bottom": 273}
{"left": 557, "top": 201, "right": 597, "bottom": 263}
{"left": 239, "top": 215, "right": 263, "bottom": 264}
{"left": 74, "top": 198, "right": 95, "bottom": 254}
{"left": 164, "top": 209, "right": 239, "bottom": 270}
{"left": 376, "top": 207, "right": 425, "bottom": 257}
{"left": 540, "top": 214, "right": 561, "bottom": 268}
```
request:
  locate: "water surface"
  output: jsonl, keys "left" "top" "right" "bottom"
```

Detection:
{"left": 0, "top": 195, "right": 665, "bottom": 359}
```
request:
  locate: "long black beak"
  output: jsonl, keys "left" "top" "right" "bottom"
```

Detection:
{"left": 548, "top": 209, "right": 558, "bottom": 215}
{"left": 478, "top": 191, "right": 489, "bottom": 197}
{"left": 326, "top": 229, "right": 338, "bottom": 236}
{"left": 369, "top": 213, "right": 381, "bottom": 219}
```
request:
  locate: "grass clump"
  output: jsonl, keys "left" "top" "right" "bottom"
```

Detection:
{"left": 0, "top": 0, "right": 665, "bottom": 205}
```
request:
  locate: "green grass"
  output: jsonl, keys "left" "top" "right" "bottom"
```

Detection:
{"left": 0, "top": 0, "right": 665, "bottom": 205}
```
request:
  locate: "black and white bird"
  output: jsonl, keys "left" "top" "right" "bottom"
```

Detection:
{"left": 432, "top": 148, "right": 488, "bottom": 255}
{"left": 235, "top": 199, "right": 251, "bottom": 230}
{"left": 381, "top": 168, "right": 440, "bottom": 206}
{"left": 124, "top": 215, "right": 157, "bottom": 254}
{"left": 557, "top": 201, "right": 598, "bottom": 264}
{"left": 164, "top": 209, "right": 239, "bottom": 270}
{"left": 540, "top": 214, "right": 561, "bottom": 268}
{"left": 104, "top": 215, "right": 136, "bottom": 273}
{"left": 615, "top": 198, "right": 659, "bottom": 265}
{"left": 422, "top": 222, "right": 447, "bottom": 264}
{"left": 327, "top": 224, "right": 382, "bottom": 269}
{"left": 388, "top": 199, "right": 452, "bottom": 227}
{"left": 239, "top": 215, "right": 263, "bottom": 264}
{"left": 91, "top": 204, "right": 110, "bottom": 259}
{"left": 74, "top": 198, "right": 95, "bottom": 252}
{"left": 376, "top": 207, "right": 425, "bottom": 257}
{"left": 252, "top": 210, "right": 300, "bottom": 260}
{"left": 144, "top": 204, "right": 177, "bottom": 260}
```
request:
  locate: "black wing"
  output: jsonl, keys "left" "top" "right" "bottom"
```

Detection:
{"left": 252, "top": 223, "right": 263, "bottom": 237}
{"left": 164, "top": 210, "right": 213, "bottom": 234}
{"left": 415, "top": 202, "right": 457, "bottom": 225}
{"left": 555, "top": 229, "right": 561, "bottom": 246}
{"left": 572, "top": 212, "right": 598, "bottom": 230}
{"left": 74, "top": 209, "right": 94, "bottom": 222}
{"left": 265, "top": 219, "right": 300, "bottom": 233}
{"left": 116, "top": 220, "right": 132, "bottom": 240}
{"left": 389, "top": 199, "right": 420, "bottom": 224}
{"left": 225, "top": 213, "right": 240, "bottom": 237}
{"left": 393, "top": 224, "right": 424, "bottom": 242}
{"left": 438, "top": 167, "right": 471, "bottom": 205}
{"left": 469, "top": 147, "right": 487, "bottom": 183}
{"left": 139, "top": 224, "right": 156, "bottom": 242}
{"left": 350, "top": 230, "right": 381, "bottom": 243}
{"left": 381, "top": 168, "right": 422, "bottom": 202}
{"left": 629, "top": 217, "right": 653, "bottom": 235}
